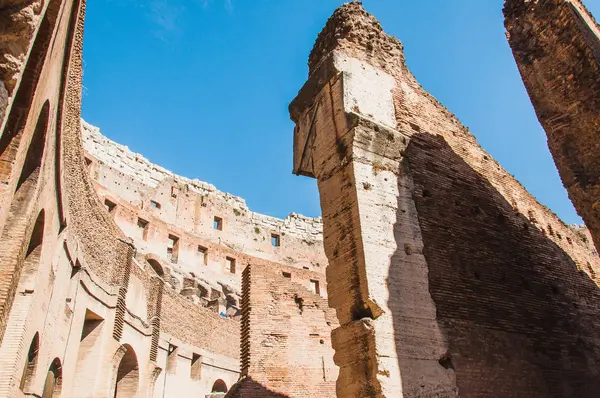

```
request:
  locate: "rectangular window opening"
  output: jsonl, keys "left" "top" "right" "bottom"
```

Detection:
{"left": 167, "top": 234, "right": 180, "bottom": 264}
{"left": 282, "top": 272, "right": 291, "bottom": 279}
{"left": 167, "top": 344, "right": 178, "bottom": 374}
{"left": 213, "top": 216, "right": 223, "bottom": 231}
{"left": 80, "top": 309, "right": 104, "bottom": 343}
{"left": 137, "top": 218, "right": 149, "bottom": 240}
{"left": 197, "top": 245, "right": 208, "bottom": 265}
{"left": 190, "top": 353, "right": 202, "bottom": 380}
{"left": 271, "top": 233, "right": 280, "bottom": 247}
{"left": 310, "top": 279, "right": 320, "bottom": 295}
{"left": 104, "top": 198, "right": 117, "bottom": 213}
{"left": 226, "top": 257, "right": 236, "bottom": 274}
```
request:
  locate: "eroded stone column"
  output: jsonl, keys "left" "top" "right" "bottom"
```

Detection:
{"left": 289, "top": 3, "right": 457, "bottom": 397}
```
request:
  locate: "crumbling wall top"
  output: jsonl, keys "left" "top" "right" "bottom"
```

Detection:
{"left": 308, "top": 1, "right": 404, "bottom": 75}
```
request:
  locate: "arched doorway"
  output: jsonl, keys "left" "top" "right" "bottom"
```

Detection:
{"left": 114, "top": 344, "right": 139, "bottom": 398}
{"left": 19, "top": 332, "right": 39, "bottom": 392}
{"left": 42, "top": 358, "right": 61, "bottom": 398}
{"left": 211, "top": 379, "right": 228, "bottom": 393}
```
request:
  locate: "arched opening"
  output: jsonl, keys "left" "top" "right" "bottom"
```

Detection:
{"left": 114, "top": 344, "right": 139, "bottom": 398}
{"left": 19, "top": 332, "right": 39, "bottom": 392}
{"left": 0, "top": 105, "right": 49, "bottom": 340}
{"left": 211, "top": 379, "right": 228, "bottom": 393}
{"left": 147, "top": 259, "right": 164, "bottom": 277}
{"left": 42, "top": 358, "right": 62, "bottom": 398}
{"left": 0, "top": 0, "right": 61, "bottom": 191}
{"left": 21, "top": 210, "right": 45, "bottom": 290}
{"left": 16, "top": 101, "right": 49, "bottom": 192}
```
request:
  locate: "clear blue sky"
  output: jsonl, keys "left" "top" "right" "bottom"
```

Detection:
{"left": 81, "top": 0, "right": 600, "bottom": 223}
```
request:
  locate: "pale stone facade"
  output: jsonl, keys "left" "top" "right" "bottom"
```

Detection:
{"left": 0, "top": 0, "right": 331, "bottom": 397}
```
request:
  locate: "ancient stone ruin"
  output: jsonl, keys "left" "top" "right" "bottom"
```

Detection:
{"left": 505, "top": 0, "right": 600, "bottom": 254}
{"left": 0, "top": 0, "right": 599, "bottom": 397}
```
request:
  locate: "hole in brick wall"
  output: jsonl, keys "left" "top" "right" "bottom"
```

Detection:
{"left": 197, "top": 246, "right": 208, "bottom": 265}
{"left": 497, "top": 213, "right": 505, "bottom": 224}
{"left": 422, "top": 189, "right": 431, "bottom": 198}
{"left": 171, "top": 186, "right": 178, "bottom": 198}
{"left": 586, "top": 262, "right": 596, "bottom": 278}
{"left": 167, "top": 235, "right": 179, "bottom": 264}
{"left": 271, "top": 233, "right": 280, "bottom": 247}
{"left": 551, "top": 285, "right": 560, "bottom": 295}
{"left": 150, "top": 200, "right": 161, "bottom": 209}
{"left": 310, "top": 280, "right": 320, "bottom": 295}
{"left": 104, "top": 198, "right": 117, "bottom": 213}
{"left": 547, "top": 224, "right": 554, "bottom": 236}
{"left": 190, "top": 353, "right": 201, "bottom": 380}
{"left": 527, "top": 210, "right": 537, "bottom": 224}
{"left": 438, "top": 352, "right": 454, "bottom": 370}
{"left": 213, "top": 216, "right": 223, "bottom": 231}
{"left": 521, "top": 277, "right": 531, "bottom": 291}
{"left": 282, "top": 272, "right": 291, "bottom": 278}
{"left": 294, "top": 295, "right": 304, "bottom": 314}
{"left": 226, "top": 257, "right": 236, "bottom": 274}
{"left": 567, "top": 237, "right": 573, "bottom": 244}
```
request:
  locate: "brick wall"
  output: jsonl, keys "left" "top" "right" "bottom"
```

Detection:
{"left": 505, "top": 0, "right": 600, "bottom": 253}
{"left": 291, "top": 2, "right": 600, "bottom": 396}
{"left": 231, "top": 264, "right": 338, "bottom": 397}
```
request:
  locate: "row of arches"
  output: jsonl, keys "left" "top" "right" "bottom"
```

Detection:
{"left": 20, "top": 333, "right": 62, "bottom": 398}
{"left": 19, "top": 334, "right": 227, "bottom": 397}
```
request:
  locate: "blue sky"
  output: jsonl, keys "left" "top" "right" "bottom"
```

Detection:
{"left": 81, "top": 0, "right": 599, "bottom": 223}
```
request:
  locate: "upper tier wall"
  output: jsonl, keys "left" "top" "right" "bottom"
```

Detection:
{"left": 82, "top": 121, "right": 327, "bottom": 274}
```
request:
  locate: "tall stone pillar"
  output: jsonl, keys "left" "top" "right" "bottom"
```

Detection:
{"left": 505, "top": 0, "right": 600, "bottom": 252}
{"left": 289, "top": 3, "right": 457, "bottom": 397}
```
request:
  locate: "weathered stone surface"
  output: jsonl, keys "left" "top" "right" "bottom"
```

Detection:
{"left": 504, "top": 0, "right": 600, "bottom": 254}
{"left": 229, "top": 263, "right": 338, "bottom": 398}
{"left": 291, "top": 2, "right": 600, "bottom": 397}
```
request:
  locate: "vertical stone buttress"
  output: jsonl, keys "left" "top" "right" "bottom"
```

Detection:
{"left": 290, "top": 3, "right": 457, "bottom": 397}
{"left": 505, "top": 0, "right": 600, "bottom": 252}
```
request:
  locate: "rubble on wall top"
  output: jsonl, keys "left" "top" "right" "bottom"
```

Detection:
{"left": 308, "top": 1, "right": 404, "bottom": 75}
{"left": 81, "top": 120, "right": 323, "bottom": 229}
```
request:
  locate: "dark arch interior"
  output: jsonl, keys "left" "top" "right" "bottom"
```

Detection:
{"left": 147, "top": 259, "right": 164, "bottom": 277}
{"left": 17, "top": 101, "right": 50, "bottom": 192}
{"left": 26, "top": 210, "right": 45, "bottom": 257}
{"left": 114, "top": 344, "right": 139, "bottom": 398}
{"left": 19, "top": 332, "right": 40, "bottom": 391}
{"left": 42, "top": 358, "right": 62, "bottom": 398}
{"left": 212, "top": 379, "right": 228, "bottom": 393}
